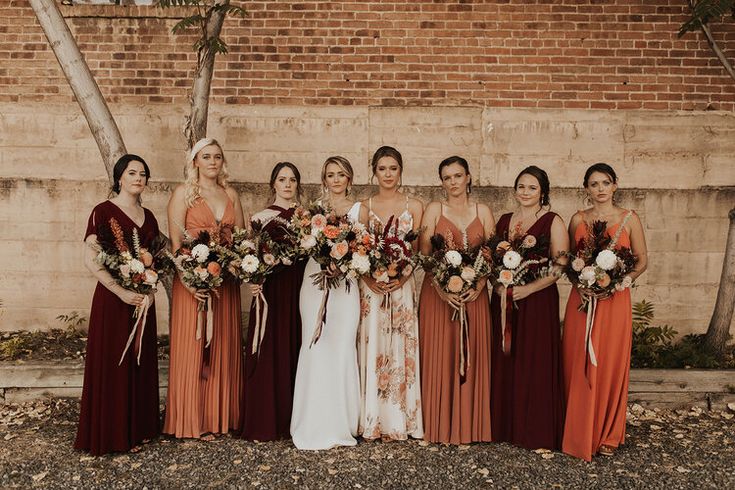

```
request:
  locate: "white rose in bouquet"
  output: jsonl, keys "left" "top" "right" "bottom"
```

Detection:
{"left": 502, "top": 250, "right": 522, "bottom": 270}
{"left": 350, "top": 253, "right": 371, "bottom": 275}
{"left": 300, "top": 234, "right": 317, "bottom": 250}
{"left": 129, "top": 258, "right": 145, "bottom": 275}
{"left": 595, "top": 249, "right": 618, "bottom": 271}
{"left": 460, "top": 266, "right": 476, "bottom": 282}
{"left": 579, "top": 266, "right": 597, "bottom": 286}
{"left": 144, "top": 269, "right": 159, "bottom": 286}
{"left": 241, "top": 254, "right": 259, "bottom": 274}
{"left": 191, "top": 244, "right": 210, "bottom": 263}
{"left": 445, "top": 250, "right": 462, "bottom": 267}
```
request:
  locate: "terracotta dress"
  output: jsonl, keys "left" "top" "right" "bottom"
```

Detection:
{"left": 75, "top": 200, "right": 160, "bottom": 456}
{"left": 419, "top": 205, "right": 492, "bottom": 444}
{"left": 562, "top": 219, "right": 633, "bottom": 461}
{"left": 490, "top": 212, "right": 564, "bottom": 450}
{"left": 239, "top": 205, "right": 306, "bottom": 441}
{"left": 163, "top": 198, "right": 243, "bottom": 438}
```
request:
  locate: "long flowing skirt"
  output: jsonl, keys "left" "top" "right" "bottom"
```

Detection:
{"left": 290, "top": 258, "right": 360, "bottom": 450}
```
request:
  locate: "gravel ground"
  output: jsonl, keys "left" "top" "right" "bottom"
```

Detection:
{"left": 0, "top": 399, "right": 733, "bottom": 489}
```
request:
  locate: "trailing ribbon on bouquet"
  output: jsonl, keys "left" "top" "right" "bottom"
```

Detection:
{"left": 250, "top": 285, "right": 269, "bottom": 355}
{"left": 310, "top": 277, "right": 330, "bottom": 348}
{"left": 119, "top": 294, "right": 151, "bottom": 366}
{"left": 381, "top": 291, "right": 395, "bottom": 349}
{"left": 500, "top": 285, "right": 514, "bottom": 355}
{"left": 583, "top": 295, "right": 599, "bottom": 385}
{"left": 196, "top": 296, "right": 214, "bottom": 379}
{"left": 451, "top": 303, "right": 470, "bottom": 382}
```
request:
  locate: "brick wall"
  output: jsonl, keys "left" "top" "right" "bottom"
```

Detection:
{"left": 3, "top": 0, "right": 735, "bottom": 110}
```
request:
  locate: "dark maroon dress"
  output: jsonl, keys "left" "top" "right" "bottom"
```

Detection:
{"left": 239, "top": 205, "right": 306, "bottom": 441}
{"left": 75, "top": 201, "right": 160, "bottom": 456}
{"left": 490, "top": 212, "right": 564, "bottom": 450}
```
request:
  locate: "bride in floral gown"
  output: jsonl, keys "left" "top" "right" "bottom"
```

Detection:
{"left": 358, "top": 146, "right": 424, "bottom": 441}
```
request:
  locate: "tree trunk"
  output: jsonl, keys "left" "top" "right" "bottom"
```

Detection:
{"left": 29, "top": 0, "right": 127, "bottom": 183}
{"left": 703, "top": 207, "right": 735, "bottom": 356}
{"left": 185, "top": 0, "right": 229, "bottom": 149}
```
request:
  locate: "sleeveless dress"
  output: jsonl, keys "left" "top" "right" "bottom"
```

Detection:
{"left": 290, "top": 202, "right": 362, "bottom": 450}
{"left": 419, "top": 204, "right": 492, "bottom": 444}
{"left": 75, "top": 200, "right": 160, "bottom": 455}
{"left": 490, "top": 212, "right": 564, "bottom": 450}
{"left": 163, "top": 197, "right": 243, "bottom": 438}
{"left": 358, "top": 197, "right": 423, "bottom": 440}
{"left": 562, "top": 215, "right": 634, "bottom": 461}
{"left": 239, "top": 205, "right": 307, "bottom": 441}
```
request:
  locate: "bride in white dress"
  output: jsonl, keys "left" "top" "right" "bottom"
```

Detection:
{"left": 290, "top": 156, "right": 361, "bottom": 450}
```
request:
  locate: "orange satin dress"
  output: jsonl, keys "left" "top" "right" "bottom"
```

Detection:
{"left": 562, "top": 220, "right": 633, "bottom": 461}
{"left": 163, "top": 198, "right": 243, "bottom": 438}
{"left": 418, "top": 209, "right": 492, "bottom": 444}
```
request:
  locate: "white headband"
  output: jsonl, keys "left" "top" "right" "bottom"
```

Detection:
{"left": 188, "top": 138, "right": 217, "bottom": 164}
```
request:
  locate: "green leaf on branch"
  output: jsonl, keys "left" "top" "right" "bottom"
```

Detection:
{"left": 679, "top": 0, "right": 735, "bottom": 37}
{"left": 172, "top": 14, "right": 205, "bottom": 34}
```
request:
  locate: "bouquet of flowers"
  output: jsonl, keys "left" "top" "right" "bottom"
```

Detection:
{"left": 218, "top": 221, "right": 292, "bottom": 354}
{"left": 95, "top": 217, "right": 172, "bottom": 365}
{"left": 364, "top": 214, "right": 420, "bottom": 308}
{"left": 564, "top": 211, "right": 638, "bottom": 371}
{"left": 485, "top": 226, "right": 552, "bottom": 354}
{"left": 169, "top": 229, "right": 230, "bottom": 361}
{"left": 421, "top": 231, "right": 490, "bottom": 378}
{"left": 290, "top": 202, "right": 371, "bottom": 345}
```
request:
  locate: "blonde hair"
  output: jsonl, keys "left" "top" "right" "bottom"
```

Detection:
{"left": 184, "top": 138, "right": 230, "bottom": 207}
{"left": 321, "top": 156, "right": 354, "bottom": 195}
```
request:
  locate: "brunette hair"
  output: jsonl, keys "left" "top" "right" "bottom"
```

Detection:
{"left": 583, "top": 162, "right": 618, "bottom": 187}
{"left": 111, "top": 154, "right": 150, "bottom": 194}
{"left": 269, "top": 161, "right": 302, "bottom": 201}
{"left": 370, "top": 146, "right": 403, "bottom": 183}
{"left": 514, "top": 165, "right": 550, "bottom": 207}
{"left": 438, "top": 155, "right": 472, "bottom": 194}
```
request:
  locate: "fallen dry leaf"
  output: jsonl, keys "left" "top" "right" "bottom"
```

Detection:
{"left": 327, "top": 469, "right": 338, "bottom": 475}
{"left": 478, "top": 468, "right": 489, "bottom": 477}
{"left": 258, "top": 465, "right": 271, "bottom": 472}
{"left": 650, "top": 425, "right": 662, "bottom": 431}
{"left": 727, "top": 402, "right": 735, "bottom": 413}
{"left": 676, "top": 466, "right": 691, "bottom": 473}
{"left": 32, "top": 471, "right": 48, "bottom": 482}
{"left": 541, "top": 453, "right": 555, "bottom": 459}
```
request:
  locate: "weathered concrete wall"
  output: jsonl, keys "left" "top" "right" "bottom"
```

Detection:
{"left": 0, "top": 102, "right": 733, "bottom": 337}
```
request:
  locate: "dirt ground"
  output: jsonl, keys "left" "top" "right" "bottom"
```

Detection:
{"left": 0, "top": 398, "right": 733, "bottom": 489}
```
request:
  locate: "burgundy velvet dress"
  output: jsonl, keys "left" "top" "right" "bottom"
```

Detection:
{"left": 490, "top": 212, "right": 564, "bottom": 450}
{"left": 239, "top": 205, "right": 306, "bottom": 441}
{"left": 75, "top": 200, "right": 160, "bottom": 456}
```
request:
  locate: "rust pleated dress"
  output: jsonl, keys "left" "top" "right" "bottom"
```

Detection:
{"left": 418, "top": 206, "right": 492, "bottom": 444}
{"left": 163, "top": 197, "right": 243, "bottom": 438}
{"left": 562, "top": 220, "right": 633, "bottom": 461}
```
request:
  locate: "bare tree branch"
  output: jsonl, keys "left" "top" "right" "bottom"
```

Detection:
{"left": 29, "top": 0, "right": 127, "bottom": 183}
{"left": 185, "top": 0, "right": 229, "bottom": 149}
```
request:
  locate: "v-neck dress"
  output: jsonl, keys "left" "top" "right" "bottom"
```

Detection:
{"left": 75, "top": 200, "right": 160, "bottom": 455}
{"left": 418, "top": 208, "right": 492, "bottom": 444}
{"left": 490, "top": 212, "right": 564, "bottom": 451}
{"left": 357, "top": 198, "right": 423, "bottom": 441}
{"left": 562, "top": 218, "right": 634, "bottom": 461}
{"left": 163, "top": 197, "right": 243, "bottom": 438}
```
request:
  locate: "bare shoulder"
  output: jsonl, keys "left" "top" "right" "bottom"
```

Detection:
{"left": 569, "top": 210, "right": 585, "bottom": 228}
{"left": 225, "top": 186, "right": 240, "bottom": 201}
{"left": 407, "top": 196, "right": 424, "bottom": 211}
{"left": 170, "top": 183, "right": 187, "bottom": 200}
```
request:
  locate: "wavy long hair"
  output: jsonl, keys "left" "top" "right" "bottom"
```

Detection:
{"left": 184, "top": 138, "right": 230, "bottom": 207}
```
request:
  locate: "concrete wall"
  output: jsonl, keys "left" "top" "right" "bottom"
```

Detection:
{"left": 0, "top": 102, "right": 733, "bottom": 337}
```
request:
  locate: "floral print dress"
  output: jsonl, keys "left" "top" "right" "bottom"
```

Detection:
{"left": 358, "top": 198, "right": 424, "bottom": 440}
